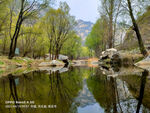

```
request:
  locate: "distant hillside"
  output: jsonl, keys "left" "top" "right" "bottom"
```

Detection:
{"left": 75, "top": 19, "right": 93, "bottom": 44}
{"left": 121, "top": 7, "right": 150, "bottom": 50}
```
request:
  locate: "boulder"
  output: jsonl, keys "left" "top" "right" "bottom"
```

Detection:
{"left": 58, "top": 54, "right": 69, "bottom": 66}
{"left": 45, "top": 54, "right": 68, "bottom": 61}
{"left": 105, "top": 48, "right": 118, "bottom": 58}
{"left": 100, "top": 48, "right": 118, "bottom": 60}
{"left": 58, "top": 54, "right": 68, "bottom": 60}
{"left": 111, "top": 53, "right": 121, "bottom": 65}
{"left": 39, "top": 62, "right": 52, "bottom": 67}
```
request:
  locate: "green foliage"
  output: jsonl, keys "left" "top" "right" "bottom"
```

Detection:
{"left": 12, "top": 58, "right": 24, "bottom": 64}
{"left": 80, "top": 47, "right": 90, "bottom": 58}
{"left": 85, "top": 17, "right": 108, "bottom": 57}
{"left": 61, "top": 32, "right": 82, "bottom": 59}
{"left": 41, "top": 2, "right": 77, "bottom": 59}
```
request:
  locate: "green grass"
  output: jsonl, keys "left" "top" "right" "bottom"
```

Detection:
{"left": 27, "top": 60, "right": 32, "bottom": 65}
{"left": 0, "top": 61, "right": 4, "bottom": 65}
{"left": 13, "top": 69, "right": 25, "bottom": 74}
{"left": 13, "top": 58, "right": 24, "bottom": 64}
{"left": 0, "top": 70, "right": 4, "bottom": 74}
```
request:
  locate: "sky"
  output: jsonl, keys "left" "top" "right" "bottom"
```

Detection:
{"left": 56, "top": 0, "right": 100, "bottom": 23}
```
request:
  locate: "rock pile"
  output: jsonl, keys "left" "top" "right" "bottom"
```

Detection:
{"left": 99, "top": 48, "right": 120, "bottom": 65}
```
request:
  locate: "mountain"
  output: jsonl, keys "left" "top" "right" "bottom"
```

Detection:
{"left": 75, "top": 19, "right": 93, "bottom": 45}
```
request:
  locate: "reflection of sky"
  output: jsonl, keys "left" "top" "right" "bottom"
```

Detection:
{"left": 73, "top": 79, "right": 104, "bottom": 113}
{"left": 77, "top": 103, "right": 104, "bottom": 113}
{"left": 15, "top": 78, "right": 19, "bottom": 85}
{"left": 56, "top": 0, "right": 100, "bottom": 23}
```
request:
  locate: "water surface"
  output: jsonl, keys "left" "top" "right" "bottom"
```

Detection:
{"left": 0, "top": 66, "right": 150, "bottom": 113}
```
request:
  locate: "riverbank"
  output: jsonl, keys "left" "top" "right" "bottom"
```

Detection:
{"left": 0, "top": 56, "right": 42, "bottom": 77}
{"left": 0, "top": 56, "right": 66, "bottom": 77}
{"left": 0, "top": 56, "right": 44, "bottom": 68}
{"left": 99, "top": 48, "right": 150, "bottom": 67}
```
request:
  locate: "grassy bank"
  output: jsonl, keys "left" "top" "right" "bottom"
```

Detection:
{"left": 0, "top": 56, "right": 45, "bottom": 77}
{"left": 0, "top": 56, "right": 44, "bottom": 68}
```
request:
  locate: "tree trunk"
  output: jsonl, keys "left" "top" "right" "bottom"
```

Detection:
{"left": 49, "top": 48, "right": 51, "bottom": 60}
{"left": 2, "top": 36, "right": 7, "bottom": 55}
{"left": 127, "top": 0, "right": 148, "bottom": 56}
{"left": 55, "top": 49, "right": 59, "bottom": 60}
{"left": 8, "top": 0, "right": 24, "bottom": 59}
{"left": 8, "top": 38, "right": 14, "bottom": 59}
{"left": 109, "top": 16, "right": 113, "bottom": 48}
{"left": 108, "top": 0, "right": 114, "bottom": 48}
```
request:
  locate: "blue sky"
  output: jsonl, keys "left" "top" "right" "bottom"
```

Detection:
{"left": 56, "top": 0, "right": 100, "bottom": 23}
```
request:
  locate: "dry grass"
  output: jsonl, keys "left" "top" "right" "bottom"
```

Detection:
{"left": 0, "top": 56, "right": 44, "bottom": 68}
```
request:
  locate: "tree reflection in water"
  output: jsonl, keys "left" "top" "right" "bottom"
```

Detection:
{"left": 87, "top": 67, "right": 150, "bottom": 113}
{"left": 0, "top": 67, "right": 150, "bottom": 113}
{"left": 136, "top": 70, "right": 148, "bottom": 113}
{"left": 48, "top": 70, "right": 82, "bottom": 113}
{"left": 0, "top": 68, "right": 83, "bottom": 113}
{"left": 8, "top": 74, "right": 22, "bottom": 113}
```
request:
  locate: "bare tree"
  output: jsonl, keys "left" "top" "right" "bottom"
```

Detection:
{"left": 126, "top": 0, "right": 148, "bottom": 56}
{"left": 100, "top": 0, "right": 122, "bottom": 48}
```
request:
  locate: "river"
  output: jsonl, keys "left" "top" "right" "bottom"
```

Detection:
{"left": 0, "top": 66, "right": 150, "bottom": 113}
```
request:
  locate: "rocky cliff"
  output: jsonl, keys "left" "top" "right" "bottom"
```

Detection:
{"left": 75, "top": 19, "right": 93, "bottom": 45}
{"left": 121, "top": 7, "right": 150, "bottom": 50}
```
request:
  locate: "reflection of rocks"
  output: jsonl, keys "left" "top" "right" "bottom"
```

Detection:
{"left": 75, "top": 80, "right": 96, "bottom": 107}
{"left": 116, "top": 79, "right": 132, "bottom": 100}
{"left": 100, "top": 66, "right": 117, "bottom": 77}
{"left": 119, "top": 71, "right": 150, "bottom": 109}
{"left": 99, "top": 66, "right": 143, "bottom": 78}
{"left": 114, "top": 78, "right": 148, "bottom": 113}
{"left": 39, "top": 66, "right": 69, "bottom": 74}
{"left": 135, "top": 55, "right": 150, "bottom": 71}
{"left": 86, "top": 68, "right": 150, "bottom": 113}
{"left": 118, "top": 99, "right": 149, "bottom": 113}
{"left": 59, "top": 68, "right": 69, "bottom": 73}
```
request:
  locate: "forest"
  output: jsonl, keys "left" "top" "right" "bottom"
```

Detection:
{"left": 0, "top": 0, "right": 89, "bottom": 60}
{"left": 0, "top": 0, "right": 150, "bottom": 61}
{"left": 86, "top": 0, "right": 150, "bottom": 57}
